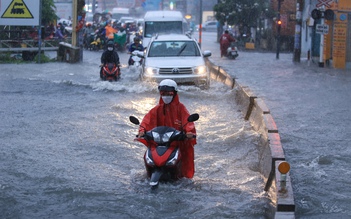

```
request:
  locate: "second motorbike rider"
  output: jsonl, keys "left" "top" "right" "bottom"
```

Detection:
{"left": 138, "top": 79, "right": 197, "bottom": 179}
{"left": 128, "top": 36, "right": 144, "bottom": 66}
{"left": 100, "top": 41, "right": 120, "bottom": 79}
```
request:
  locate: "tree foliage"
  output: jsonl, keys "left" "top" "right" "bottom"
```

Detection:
{"left": 214, "top": 0, "right": 275, "bottom": 29}
{"left": 41, "top": 0, "right": 58, "bottom": 26}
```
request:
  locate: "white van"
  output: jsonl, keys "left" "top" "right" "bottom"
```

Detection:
{"left": 142, "top": 10, "right": 188, "bottom": 48}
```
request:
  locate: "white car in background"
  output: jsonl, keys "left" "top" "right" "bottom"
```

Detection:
{"left": 202, "top": 21, "right": 218, "bottom": 31}
{"left": 141, "top": 34, "right": 212, "bottom": 89}
{"left": 195, "top": 21, "right": 218, "bottom": 32}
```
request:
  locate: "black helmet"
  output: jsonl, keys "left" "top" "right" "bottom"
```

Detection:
{"left": 107, "top": 41, "right": 114, "bottom": 51}
{"left": 134, "top": 36, "right": 140, "bottom": 42}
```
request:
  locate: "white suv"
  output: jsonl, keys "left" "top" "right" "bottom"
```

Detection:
{"left": 141, "top": 34, "right": 212, "bottom": 89}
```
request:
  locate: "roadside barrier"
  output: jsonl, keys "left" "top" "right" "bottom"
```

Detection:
{"left": 206, "top": 59, "right": 296, "bottom": 219}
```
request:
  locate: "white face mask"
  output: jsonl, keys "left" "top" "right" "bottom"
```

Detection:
{"left": 161, "top": 96, "right": 173, "bottom": 104}
{"left": 108, "top": 47, "right": 113, "bottom": 51}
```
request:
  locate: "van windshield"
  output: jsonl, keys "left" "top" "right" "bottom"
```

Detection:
{"left": 144, "top": 21, "right": 183, "bottom": 37}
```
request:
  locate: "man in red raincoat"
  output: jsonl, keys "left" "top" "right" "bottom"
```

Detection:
{"left": 220, "top": 30, "right": 236, "bottom": 57}
{"left": 138, "top": 79, "right": 197, "bottom": 178}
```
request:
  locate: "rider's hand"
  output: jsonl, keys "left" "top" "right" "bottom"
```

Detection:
{"left": 186, "top": 132, "right": 194, "bottom": 139}
{"left": 138, "top": 131, "right": 145, "bottom": 138}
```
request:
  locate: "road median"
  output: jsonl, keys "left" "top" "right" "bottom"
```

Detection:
{"left": 207, "top": 58, "right": 296, "bottom": 219}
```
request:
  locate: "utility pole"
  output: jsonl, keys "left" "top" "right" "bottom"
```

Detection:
{"left": 72, "top": 0, "right": 77, "bottom": 47}
{"left": 293, "top": 0, "right": 303, "bottom": 63}
{"left": 38, "top": 0, "right": 42, "bottom": 63}
{"left": 276, "top": 0, "right": 282, "bottom": 60}
{"left": 92, "top": 0, "right": 96, "bottom": 14}
{"left": 318, "top": 5, "right": 325, "bottom": 67}
{"left": 198, "top": 0, "right": 203, "bottom": 48}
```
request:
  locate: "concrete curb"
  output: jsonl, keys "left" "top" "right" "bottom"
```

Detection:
{"left": 206, "top": 59, "right": 295, "bottom": 219}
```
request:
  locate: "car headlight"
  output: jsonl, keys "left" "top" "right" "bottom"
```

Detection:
{"left": 144, "top": 67, "right": 159, "bottom": 76}
{"left": 193, "top": 65, "right": 207, "bottom": 75}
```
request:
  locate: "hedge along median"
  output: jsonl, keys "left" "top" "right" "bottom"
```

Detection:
{"left": 206, "top": 59, "right": 295, "bottom": 219}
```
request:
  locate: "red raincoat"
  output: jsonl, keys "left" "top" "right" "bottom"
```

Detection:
{"left": 139, "top": 94, "right": 197, "bottom": 178}
{"left": 220, "top": 32, "right": 235, "bottom": 57}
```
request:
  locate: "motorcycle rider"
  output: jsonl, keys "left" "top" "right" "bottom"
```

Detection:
{"left": 105, "top": 22, "right": 118, "bottom": 41}
{"left": 55, "top": 23, "right": 66, "bottom": 40}
{"left": 220, "top": 30, "right": 236, "bottom": 58}
{"left": 128, "top": 36, "right": 144, "bottom": 66}
{"left": 100, "top": 40, "right": 120, "bottom": 78}
{"left": 83, "top": 23, "right": 94, "bottom": 49}
{"left": 138, "top": 79, "right": 197, "bottom": 178}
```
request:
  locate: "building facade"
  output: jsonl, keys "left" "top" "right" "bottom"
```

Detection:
{"left": 301, "top": 0, "right": 351, "bottom": 69}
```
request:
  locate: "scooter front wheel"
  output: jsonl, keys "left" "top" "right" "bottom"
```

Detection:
{"left": 150, "top": 169, "right": 163, "bottom": 188}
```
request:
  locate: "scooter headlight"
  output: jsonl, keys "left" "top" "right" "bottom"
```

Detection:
{"left": 152, "top": 131, "right": 173, "bottom": 144}
{"left": 151, "top": 132, "right": 160, "bottom": 142}
{"left": 166, "top": 149, "right": 179, "bottom": 166}
{"left": 162, "top": 131, "right": 173, "bottom": 142}
{"left": 145, "top": 150, "right": 154, "bottom": 166}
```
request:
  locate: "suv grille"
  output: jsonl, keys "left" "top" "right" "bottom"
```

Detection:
{"left": 159, "top": 67, "right": 193, "bottom": 74}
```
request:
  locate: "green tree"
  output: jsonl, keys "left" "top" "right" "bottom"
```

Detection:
{"left": 41, "top": 0, "right": 58, "bottom": 26}
{"left": 214, "top": 0, "right": 274, "bottom": 34}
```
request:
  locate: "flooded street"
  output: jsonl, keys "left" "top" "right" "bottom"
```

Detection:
{"left": 0, "top": 34, "right": 271, "bottom": 218}
{"left": 2, "top": 31, "right": 349, "bottom": 218}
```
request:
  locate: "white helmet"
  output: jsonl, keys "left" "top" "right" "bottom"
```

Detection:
{"left": 158, "top": 79, "right": 178, "bottom": 92}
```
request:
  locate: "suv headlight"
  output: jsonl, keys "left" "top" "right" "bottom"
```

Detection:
{"left": 193, "top": 65, "right": 207, "bottom": 75}
{"left": 144, "top": 67, "right": 159, "bottom": 76}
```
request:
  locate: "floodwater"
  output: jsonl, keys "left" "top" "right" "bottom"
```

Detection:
{"left": 0, "top": 34, "right": 272, "bottom": 218}
{"left": 201, "top": 32, "right": 351, "bottom": 219}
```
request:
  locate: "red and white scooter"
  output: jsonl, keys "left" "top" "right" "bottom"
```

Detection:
{"left": 129, "top": 113, "right": 199, "bottom": 189}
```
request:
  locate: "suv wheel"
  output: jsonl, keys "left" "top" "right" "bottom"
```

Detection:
{"left": 199, "top": 80, "right": 210, "bottom": 90}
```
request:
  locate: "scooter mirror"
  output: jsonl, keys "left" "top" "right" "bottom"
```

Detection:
{"left": 187, "top": 113, "right": 199, "bottom": 122}
{"left": 129, "top": 116, "right": 140, "bottom": 125}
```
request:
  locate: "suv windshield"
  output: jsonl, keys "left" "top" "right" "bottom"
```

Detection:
{"left": 148, "top": 41, "right": 200, "bottom": 57}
